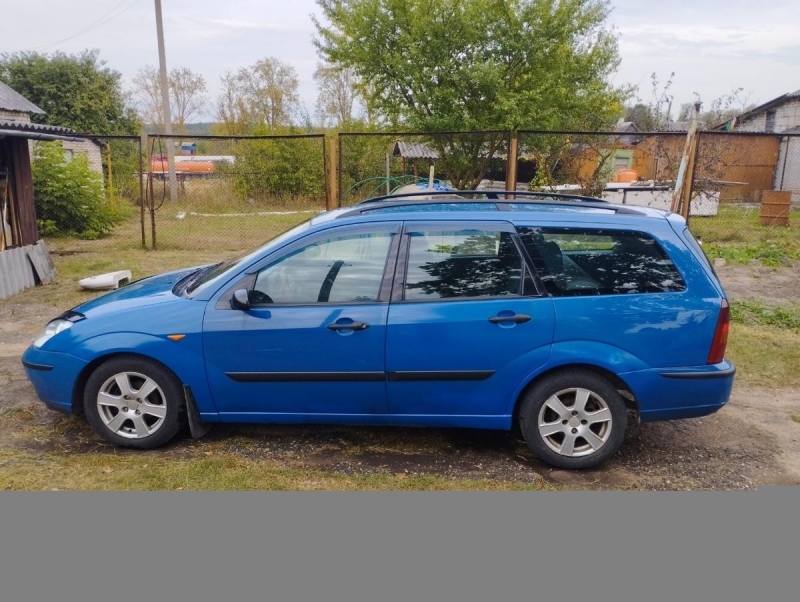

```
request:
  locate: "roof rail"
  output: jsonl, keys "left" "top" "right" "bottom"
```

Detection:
{"left": 339, "top": 190, "right": 648, "bottom": 217}
{"left": 355, "top": 189, "right": 610, "bottom": 205}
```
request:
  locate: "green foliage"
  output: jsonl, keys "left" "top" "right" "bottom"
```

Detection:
{"left": 0, "top": 50, "right": 140, "bottom": 134}
{"left": 315, "top": 0, "right": 628, "bottom": 188}
{"left": 32, "top": 142, "right": 127, "bottom": 239}
{"left": 314, "top": 0, "right": 627, "bottom": 132}
{"left": 730, "top": 300, "right": 800, "bottom": 332}
{"left": 226, "top": 127, "right": 325, "bottom": 202}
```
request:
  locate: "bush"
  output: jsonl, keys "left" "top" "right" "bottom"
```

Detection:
{"left": 32, "top": 141, "right": 127, "bottom": 239}
{"left": 227, "top": 127, "right": 325, "bottom": 203}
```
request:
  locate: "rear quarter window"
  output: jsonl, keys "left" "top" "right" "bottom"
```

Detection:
{"left": 517, "top": 227, "right": 686, "bottom": 296}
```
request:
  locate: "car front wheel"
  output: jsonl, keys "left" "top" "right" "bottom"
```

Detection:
{"left": 84, "top": 355, "right": 185, "bottom": 449}
{"left": 518, "top": 369, "right": 627, "bottom": 470}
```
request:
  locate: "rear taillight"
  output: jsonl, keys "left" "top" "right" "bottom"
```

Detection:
{"left": 707, "top": 299, "right": 730, "bottom": 364}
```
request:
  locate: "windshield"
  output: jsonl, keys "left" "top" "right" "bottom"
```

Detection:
{"left": 185, "top": 219, "right": 312, "bottom": 297}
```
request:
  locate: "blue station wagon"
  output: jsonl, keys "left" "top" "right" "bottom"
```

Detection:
{"left": 22, "top": 191, "right": 734, "bottom": 469}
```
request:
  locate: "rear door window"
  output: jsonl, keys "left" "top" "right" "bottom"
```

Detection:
{"left": 403, "top": 228, "right": 525, "bottom": 300}
{"left": 517, "top": 227, "right": 685, "bottom": 296}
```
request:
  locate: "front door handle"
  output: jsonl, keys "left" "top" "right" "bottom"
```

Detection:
{"left": 488, "top": 313, "right": 532, "bottom": 324}
{"left": 327, "top": 321, "right": 370, "bottom": 332}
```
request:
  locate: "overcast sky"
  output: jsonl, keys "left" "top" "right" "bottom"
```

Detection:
{"left": 3, "top": 0, "right": 799, "bottom": 122}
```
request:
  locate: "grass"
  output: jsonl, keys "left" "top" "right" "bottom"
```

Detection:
{"left": 791, "top": 415, "right": 800, "bottom": 425}
{"left": 0, "top": 450, "right": 550, "bottom": 491}
{"left": 726, "top": 324, "right": 800, "bottom": 388}
{"left": 6, "top": 197, "right": 314, "bottom": 310}
{"left": 730, "top": 300, "right": 800, "bottom": 331}
{"left": 690, "top": 206, "right": 800, "bottom": 266}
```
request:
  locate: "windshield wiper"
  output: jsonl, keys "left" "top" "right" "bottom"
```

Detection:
{"left": 174, "top": 263, "right": 222, "bottom": 297}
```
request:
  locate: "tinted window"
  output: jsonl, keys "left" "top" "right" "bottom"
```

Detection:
{"left": 404, "top": 229, "right": 523, "bottom": 300}
{"left": 253, "top": 230, "right": 393, "bottom": 304}
{"left": 517, "top": 227, "right": 685, "bottom": 296}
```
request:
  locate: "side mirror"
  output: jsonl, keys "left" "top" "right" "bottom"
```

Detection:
{"left": 230, "top": 289, "right": 251, "bottom": 311}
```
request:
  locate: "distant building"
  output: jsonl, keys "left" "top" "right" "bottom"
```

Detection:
{"left": 724, "top": 89, "right": 800, "bottom": 133}
{"left": 720, "top": 90, "right": 800, "bottom": 202}
{"left": 0, "top": 81, "right": 82, "bottom": 296}
{"left": 0, "top": 80, "right": 104, "bottom": 173}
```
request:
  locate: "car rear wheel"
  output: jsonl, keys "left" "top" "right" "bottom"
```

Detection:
{"left": 84, "top": 356, "right": 185, "bottom": 449}
{"left": 518, "top": 369, "right": 627, "bottom": 470}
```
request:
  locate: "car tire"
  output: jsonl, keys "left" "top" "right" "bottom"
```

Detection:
{"left": 518, "top": 369, "right": 627, "bottom": 470}
{"left": 84, "top": 355, "right": 185, "bottom": 449}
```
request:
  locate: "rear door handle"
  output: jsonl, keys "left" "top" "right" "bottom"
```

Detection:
{"left": 327, "top": 321, "right": 370, "bottom": 332}
{"left": 488, "top": 313, "right": 531, "bottom": 324}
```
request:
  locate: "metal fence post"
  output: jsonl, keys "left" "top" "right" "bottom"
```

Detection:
{"left": 138, "top": 136, "right": 146, "bottom": 249}
{"left": 327, "top": 136, "right": 339, "bottom": 211}
{"left": 506, "top": 130, "right": 519, "bottom": 194}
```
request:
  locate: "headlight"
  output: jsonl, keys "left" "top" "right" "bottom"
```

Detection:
{"left": 33, "top": 319, "right": 74, "bottom": 349}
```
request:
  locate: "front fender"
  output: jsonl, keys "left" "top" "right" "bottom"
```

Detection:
{"left": 69, "top": 332, "right": 219, "bottom": 416}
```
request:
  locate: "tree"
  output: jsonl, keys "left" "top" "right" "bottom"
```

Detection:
{"left": 623, "top": 72, "right": 675, "bottom": 131}
{"left": 313, "top": 0, "right": 628, "bottom": 187}
{"left": 314, "top": 64, "right": 362, "bottom": 127}
{"left": 216, "top": 58, "right": 300, "bottom": 134}
{"left": 676, "top": 89, "right": 756, "bottom": 130}
{"left": 0, "top": 50, "right": 139, "bottom": 135}
{"left": 314, "top": 0, "right": 626, "bottom": 132}
{"left": 132, "top": 65, "right": 207, "bottom": 132}
{"left": 624, "top": 103, "right": 660, "bottom": 132}
{"left": 132, "top": 65, "right": 164, "bottom": 127}
{"left": 169, "top": 67, "right": 208, "bottom": 132}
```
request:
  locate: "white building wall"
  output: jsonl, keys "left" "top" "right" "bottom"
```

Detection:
{"left": 62, "top": 139, "right": 104, "bottom": 174}
{"left": 0, "top": 109, "right": 31, "bottom": 123}
{"left": 737, "top": 99, "right": 800, "bottom": 133}
{"left": 774, "top": 136, "right": 800, "bottom": 203}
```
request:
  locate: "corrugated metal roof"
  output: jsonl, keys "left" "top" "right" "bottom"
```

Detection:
{"left": 393, "top": 141, "right": 439, "bottom": 160}
{"left": 0, "top": 81, "right": 44, "bottom": 115}
{"left": 0, "top": 119, "right": 83, "bottom": 142}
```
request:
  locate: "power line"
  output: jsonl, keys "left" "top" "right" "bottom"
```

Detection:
{"left": 28, "top": 0, "right": 142, "bottom": 52}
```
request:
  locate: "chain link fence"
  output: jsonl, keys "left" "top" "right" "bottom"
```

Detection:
{"left": 27, "top": 129, "right": 800, "bottom": 276}
{"left": 28, "top": 134, "right": 145, "bottom": 253}
{"left": 337, "top": 131, "right": 511, "bottom": 206}
{"left": 146, "top": 134, "right": 326, "bottom": 253}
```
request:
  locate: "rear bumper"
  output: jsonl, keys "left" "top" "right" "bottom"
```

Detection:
{"left": 621, "top": 360, "right": 735, "bottom": 422}
{"left": 21, "top": 346, "right": 89, "bottom": 414}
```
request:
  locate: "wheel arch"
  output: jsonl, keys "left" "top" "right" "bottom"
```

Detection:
{"left": 511, "top": 363, "right": 639, "bottom": 431}
{"left": 71, "top": 352, "right": 181, "bottom": 413}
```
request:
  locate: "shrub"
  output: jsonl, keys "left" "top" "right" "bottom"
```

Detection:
{"left": 227, "top": 127, "right": 325, "bottom": 203}
{"left": 31, "top": 141, "right": 127, "bottom": 239}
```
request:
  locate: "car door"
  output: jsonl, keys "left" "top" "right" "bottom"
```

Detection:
{"left": 385, "top": 221, "right": 556, "bottom": 425}
{"left": 203, "top": 222, "right": 401, "bottom": 418}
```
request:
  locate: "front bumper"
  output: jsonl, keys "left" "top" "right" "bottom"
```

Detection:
{"left": 21, "top": 345, "right": 89, "bottom": 414}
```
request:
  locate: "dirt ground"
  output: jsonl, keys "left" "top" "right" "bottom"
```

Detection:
{"left": 1, "top": 263, "right": 799, "bottom": 490}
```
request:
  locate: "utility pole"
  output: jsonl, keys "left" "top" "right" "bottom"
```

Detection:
{"left": 154, "top": 0, "right": 178, "bottom": 202}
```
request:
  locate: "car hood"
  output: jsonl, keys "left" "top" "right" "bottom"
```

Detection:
{"left": 73, "top": 266, "right": 204, "bottom": 316}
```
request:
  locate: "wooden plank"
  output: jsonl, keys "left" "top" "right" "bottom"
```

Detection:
{"left": 10, "top": 139, "right": 39, "bottom": 246}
